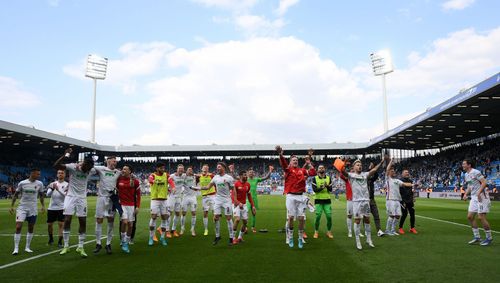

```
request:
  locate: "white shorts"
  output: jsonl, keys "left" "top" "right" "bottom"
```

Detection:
{"left": 95, "top": 196, "right": 115, "bottom": 218}
{"left": 16, "top": 206, "right": 37, "bottom": 222}
{"left": 63, "top": 196, "right": 87, "bottom": 217}
{"left": 121, "top": 205, "right": 136, "bottom": 222}
{"left": 151, "top": 199, "right": 169, "bottom": 216}
{"left": 468, "top": 197, "right": 491, "bottom": 214}
{"left": 346, "top": 200, "right": 353, "bottom": 216}
{"left": 353, "top": 200, "right": 370, "bottom": 219}
{"left": 386, "top": 200, "right": 402, "bottom": 216}
{"left": 214, "top": 197, "right": 233, "bottom": 216}
{"left": 202, "top": 195, "right": 216, "bottom": 212}
{"left": 182, "top": 196, "right": 198, "bottom": 212}
{"left": 168, "top": 196, "right": 182, "bottom": 212}
{"left": 286, "top": 194, "right": 307, "bottom": 219}
{"left": 233, "top": 204, "right": 248, "bottom": 220}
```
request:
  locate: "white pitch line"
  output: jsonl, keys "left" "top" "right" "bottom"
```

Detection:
{"left": 0, "top": 237, "right": 106, "bottom": 270}
{"left": 416, "top": 215, "right": 500, "bottom": 234}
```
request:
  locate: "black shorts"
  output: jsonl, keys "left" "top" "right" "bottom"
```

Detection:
{"left": 47, "top": 210, "right": 64, "bottom": 223}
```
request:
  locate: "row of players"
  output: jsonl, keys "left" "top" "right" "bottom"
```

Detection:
{"left": 9, "top": 146, "right": 493, "bottom": 256}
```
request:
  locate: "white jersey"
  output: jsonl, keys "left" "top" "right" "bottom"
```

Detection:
{"left": 183, "top": 174, "right": 197, "bottom": 197}
{"left": 211, "top": 174, "right": 234, "bottom": 200}
{"left": 386, "top": 177, "right": 403, "bottom": 201}
{"left": 66, "top": 163, "right": 94, "bottom": 198}
{"left": 47, "top": 180, "right": 68, "bottom": 210}
{"left": 169, "top": 173, "right": 185, "bottom": 198}
{"left": 94, "top": 166, "right": 121, "bottom": 197}
{"left": 16, "top": 179, "right": 44, "bottom": 210}
{"left": 465, "top": 168, "right": 487, "bottom": 197}
{"left": 348, "top": 172, "right": 370, "bottom": 201}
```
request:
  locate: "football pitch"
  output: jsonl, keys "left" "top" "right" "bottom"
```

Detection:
{"left": 0, "top": 196, "right": 498, "bottom": 283}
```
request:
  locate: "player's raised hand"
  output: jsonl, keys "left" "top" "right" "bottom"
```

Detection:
{"left": 229, "top": 164, "right": 235, "bottom": 172}
{"left": 268, "top": 165, "right": 274, "bottom": 172}
{"left": 308, "top": 148, "right": 314, "bottom": 156}
{"left": 275, "top": 145, "right": 283, "bottom": 155}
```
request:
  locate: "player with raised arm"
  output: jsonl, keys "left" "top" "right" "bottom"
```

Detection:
{"left": 46, "top": 169, "right": 68, "bottom": 247}
{"left": 384, "top": 158, "right": 413, "bottom": 236}
{"left": 148, "top": 162, "right": 175, "bottom": 246}
{"left": 93, "top": 156, "right": 122, "bottom": 255}
{"left": 276, "top": 145, "right": 316, "bottom": 249}
{"left": 339, "top": 156, "right": 385, "bottom": 250}
{"left": 10, "top": 168, "right": 45, "bottom": 255}
{"left": 202, "top": 162, "right": 236, "bottom": 246}
{"left": 181, "top": 166, "right": 198, "bottom": 236}
{"left": 246, "top": 166, "right": 273, "bottom": 233}
{"left": 232, "top": 170, "right": 256, "bottom": 244}
{"left": 117, "top": 164, "right": 140, "bottom": 253}
{"left": 54, "top": 148, "right": 95, "bottom": 258}
{"left": 198, "top": 164, "right": 216, "bottom": 236}
{"left": 462, "top": 159, "right": 493, "bottom": 246}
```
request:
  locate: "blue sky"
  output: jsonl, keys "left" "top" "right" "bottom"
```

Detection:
{"left": 0, "top": 0, "right": 499, "bottom": 146}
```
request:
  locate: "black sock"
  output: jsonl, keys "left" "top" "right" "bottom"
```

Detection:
{"left": 49, "top": 234, "right": 54, "bottom": 241}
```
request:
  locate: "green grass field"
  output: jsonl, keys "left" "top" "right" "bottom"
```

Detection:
{"left": 0, "top": 195, "right": 498, "bottom": 283}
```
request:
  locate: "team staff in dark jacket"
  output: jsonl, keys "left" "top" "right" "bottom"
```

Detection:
{"left": 399, "top": 169, "right": 417, "bottom": 234}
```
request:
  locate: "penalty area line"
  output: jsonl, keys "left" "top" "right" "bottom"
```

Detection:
{"left": 0, "top": 237, "right": 106, "bottom": 270}
{"left": 416, "top": 215, "right": 500, "bottom": 234}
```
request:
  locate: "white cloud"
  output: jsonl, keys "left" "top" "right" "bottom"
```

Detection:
{"left": 0, "top": 76, "right": 40, "bottom": 109}
{"left": 275, "top": 0, "right": 299, "bottom": 16}
{"left": 442, "top": 0, "right": 475, "bottom": 10}
{"left": 65, "top": 115, "right": 118, "bottom": 131}
{"left": 63, "top": 42, "right": 174, "bottom": 94}
{"left": 134, "top": 37, "right": 376, "bottom": 145}
{"left": 385, "top": 27, "right": 500, "bottom": 99}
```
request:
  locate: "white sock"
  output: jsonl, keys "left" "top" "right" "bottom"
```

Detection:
{"left": 191, "top": 216, "right": 196, "bottom": 230}
{"left": 392, "top": 218, "right": 398, "bottom": 233}
{"left": 472, "top": 228, "right": 480, "bottom": 238}
{"left": 364, "top": 223, "right": 372, "bottom": 242}
{"left": 149, "top": 219, "right": 156, "bottom": 238}
{"left": 227, "top": 219, "right": 234, "bottom": 238}
{"left": 14, "top": 233, "right": 21, "bottom": 250}
{"left": 298, "top": 230, "right": 304, "bottom": 241}
{"left": 354, "top": 223, "right": 361, "bottom": 240}
{"left": 288, "top": 228, "right": 294, "bottom": 241}
{"left": 238, "top": 230, "right": 243, "bottom": 239}
{"left": 485, "top": 230, "right": 492, "bottom": 240}
{"left": 172, "top": 215, "right": 178, "bottom": 231}
{"left": 26, "top": 233, "right": 33, "bottom": 249}
{"left": 203, "top": 217, "right": 208, "bottom": 230}
{"left": 347, "top": 218, "right": 353, "bottom": 234}
{"left": 215, "top": 219, "right": 220, "bottom": 237}
{"left": 95, "top": 223, "right": 102, "bottom": 245}
{"left": 386, "top": 218, "right": 392, "bottom": 232}
{"left": 121, "top": 232, "right": 126, "bottom": 242}
{"left": 78, "top": 233, "right": 85, "bottom": 248}
{"left": 63, "top": 230, "right": 70, "bottom": 248}
{"left": 123, "top": 235, "right": 129, "bottom": 244}
{"left": 181, "top": 215, "right": 185, "bottom": 230}
{"left": 161, "top": 220, "right": 168, "bottom": 237}
{"left": 106, "top": 224, "right": 113, "bottom": 245}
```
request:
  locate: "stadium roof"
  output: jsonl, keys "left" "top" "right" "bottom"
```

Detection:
{"left": 368, "top": 72, "right": 500, "bottom": 150}
{"left": 0, "top": 120, "right": 370, "bottom": 156}
{"left": 1, "top": 72, "right": 499, "bottom": 156}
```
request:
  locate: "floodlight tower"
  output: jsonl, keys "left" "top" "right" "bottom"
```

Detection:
{"left": 370, "top": 50, "right": 394, "bottom": 133}
{"left": 85, "top": 54, "right": 108, "bottom": 143}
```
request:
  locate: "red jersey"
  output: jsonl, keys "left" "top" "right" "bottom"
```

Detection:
{"left": 340, "top": 174, "right": 352, "bottom": 201}
{"left": 279, "top": 155, "right": 316, "bottom": 194}
{"left": 233, "top": 180, "right": 254, "bottom": 206}
{"left": 117, "top": 176, "right": 141, "bottom": 207}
